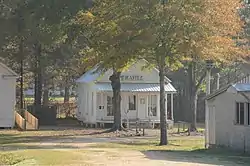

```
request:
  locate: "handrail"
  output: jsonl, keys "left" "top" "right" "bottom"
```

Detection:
{"left": 24, "top": 110, "right": 39, "bottom": 130}
{"left": 15, "top": 111, "right": 26, "bottom": 130}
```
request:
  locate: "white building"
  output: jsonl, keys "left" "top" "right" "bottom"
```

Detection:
{"left": 0, "top": 62, "right": 18, "bottom": 128}
{"left": 206, "top": 83, "right": 250, "bottom": 152}
{"left": 76, "top": 60, "right": 177, "bottom": 127}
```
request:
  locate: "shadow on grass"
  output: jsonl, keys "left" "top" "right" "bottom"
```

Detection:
{"left": 0, "top": 127, "right": 117, "bottom": 145}
{"left": 1, "top": 144, "right": 80, "bottom": 151}
{"left": 0, "top": 134, "right": 73, "bottom": 145}
{"left": 143, "top": 149, "right": 250, "bottom": 166}
{"left": 85, "top": 139, "right": 250, "bottom": 166}
{"left": 108, "top": 141, "right": 180, "bottom": 147}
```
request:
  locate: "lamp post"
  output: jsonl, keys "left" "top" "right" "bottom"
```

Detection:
{"left": 205, "top": 60, "right": 214, "bottom": 148}
{"left": 205, "top": 60, "right": 214, "bottom": 95}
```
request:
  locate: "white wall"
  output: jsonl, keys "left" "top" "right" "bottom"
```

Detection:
{"left": 95, "top": 92, "right": 161, "bottom": 121}
{"left": 96, "top": 60, "right": 162, "bottom": 84}
{"left": 208, "top": 92, "right": 250, "bottom": 152}
{"left": 77, "top": 83, "right": 97, "bottom": 124}
{"left": 78, "top": 88, "right": 173, "bottom": 124}
{"left": 0, "top": 74, "right": 16, "bottom": 128}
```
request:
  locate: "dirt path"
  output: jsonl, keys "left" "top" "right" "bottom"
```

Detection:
{"left": 80, "top": 148, "right": 219, "bottom": 166}
{"left": 20, "top": 136, "right": 245, "bottom": 166}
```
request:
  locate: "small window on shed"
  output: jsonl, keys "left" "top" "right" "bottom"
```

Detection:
{"left": 236, "top": 102, "right": 245, "bottom": 125}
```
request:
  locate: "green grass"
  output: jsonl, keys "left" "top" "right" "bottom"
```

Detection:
{"left": 0, "top": 153, "right": 25, "bottom": 165}
{"left": 0, "top": 150, "right": 93, "bottom": 166}
{"left": 24, "top": 97, "right": 75, "bottom": 102}
{"left": 90, "top": 137, "right": 204, "bottom": 151}
{"left": 0, "top": 129, "right": 249, "bottom": 165}
{"left": 0, "top": 130, "right": 96, "bottom": 145}
{"left": 89, "top": 138, "right": 250, "bottom": 165}
{"left": 0, "top": 135, "right": 250, "bottom": 166}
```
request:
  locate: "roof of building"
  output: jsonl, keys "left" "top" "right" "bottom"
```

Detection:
{"left": 76, "top": 65, "right": 100, "bottom": 83}
{"left": 232, "top": 83, "right": 250, "bottom": 92}
{"left": 76, "top": 59, "right": 171, "bottom": 83}
{"left": 0, "top": 62, "right": 18, "bottom": 76}
{"left": 94, "top": 83, "right": 176, "bottom": 92}
{"left": 206, "top": 83, "right": 250, "bottom": 100}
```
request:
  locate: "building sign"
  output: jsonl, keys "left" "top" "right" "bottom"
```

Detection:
{"left": 120, "top": 75, "right": 143, "bottom": 81}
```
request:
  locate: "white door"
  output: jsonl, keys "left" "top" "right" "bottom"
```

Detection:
{"left": 138, "top": 96, "right": 147, "bottom": 120}
{"left": 106, "top": 95, "right": 113, "bottom": 116}
{"left": 209, "top": 106, "right": 216, "bottom": 145}
{"left": 96, "top": 93, "right": 104, "bottom": 120}
{"left": 148, "top": 95, "right": 157, "bottom": 117}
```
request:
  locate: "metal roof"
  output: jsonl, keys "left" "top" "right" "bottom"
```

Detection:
{"left": 76, "top": 65, "right": 101, "bottom": 83}
{"left": 94, "top": 83, "right": 176, "bottom": 92}
{"left": 232, "top": 83, "right": 250, "bottom": 92}
{"left": 206, "top": 83, "right": 250, "bottom": 100}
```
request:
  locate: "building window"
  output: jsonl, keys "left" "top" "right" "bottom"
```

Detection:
{"left": 236, "top": 102, "right": 245, "bottom": 125}
{"left": 148, "top": 95, "right": 157, "bottom": 116}
{"left": 129, "top": 95, "right": 136, "bottom": 110}
{"left": 107, "top": 96, "right": 113, "bottom": 116}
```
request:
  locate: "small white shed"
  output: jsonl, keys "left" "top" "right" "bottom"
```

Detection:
{"left": 206, "top": 83, "right": 250, "bottom": 152}
{"left": 76, "top": 59, "right": 177, "bottom": 127}
{"left": 0, "top": 62, "right": 18, "bottom": 128}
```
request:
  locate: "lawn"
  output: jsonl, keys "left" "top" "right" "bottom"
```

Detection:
{"left": 0, "top": 150, "right": 93, "bottom": 165}
{"left": 24, "top": 97, "right": 75, "bottom": 103}
{"left": 90, "top": 138, "right": 250, "bottom": 165}
{"left": 0, "top": 129, "right": 250, "bottom": 165}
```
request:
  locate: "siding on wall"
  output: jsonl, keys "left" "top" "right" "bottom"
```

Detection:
{"left": 208, "top": 91, "right": 250, "bottom": 152}
{"left": 0, "top": 75, "right": 16, "bottom": 128}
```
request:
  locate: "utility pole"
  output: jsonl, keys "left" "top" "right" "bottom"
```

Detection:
{"left": 205, "top": 60, "right": 214, "bottom": 148}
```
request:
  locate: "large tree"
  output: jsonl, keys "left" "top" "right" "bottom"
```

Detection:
{"left": 142, "top": 0, "right": 246, "bottom": 141}
{"left": 78, "top": 0, "right": 246, "bottom": 144}
{"left": 76, "top": 0, "right": 152, "bottom": 131}
{"left": 183, "top": 0, "right": 248, "bottom": 131}
{"left": 0, "top": 0, "right": 90, "bottom": 107}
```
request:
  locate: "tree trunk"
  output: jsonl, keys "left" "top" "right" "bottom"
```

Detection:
{"left": 187, "top": 62, "right": 196, "bottom": 131}
{"left": 159, "top": 56, "right": 167, "bottom": 145}
{"left": 190, "top": 91, "right": 198, "bottom": 131}
{"left": 34, "top": 42, "right": 42, "bottom": 106}
{"left": 17, "top": 9, "right": 24, "bottom": 110}
{"left": 109, "top": 70, "right": 122, "bottom": 131}
{"left": 43, "top": 78, "right": 49, "bottom": 106}
{"left": 64, "top": 86, "right": 70, "bottom": 103}
{"left": 187, "top": 62, "right": 202, "bottom": 132}
{"left": 34, "top": 75, "right": 37, "bottom": 105}
{"left": 19, "top": 40, "right": 24, "bottom": 109}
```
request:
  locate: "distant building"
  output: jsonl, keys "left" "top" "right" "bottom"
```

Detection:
{"left": 76, "top": 59, "right": 177, "bottom": 127}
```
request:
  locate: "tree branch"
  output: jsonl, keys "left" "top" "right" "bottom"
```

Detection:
{"left": 195, "top": 71, "right": 206, "bottom": 92}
